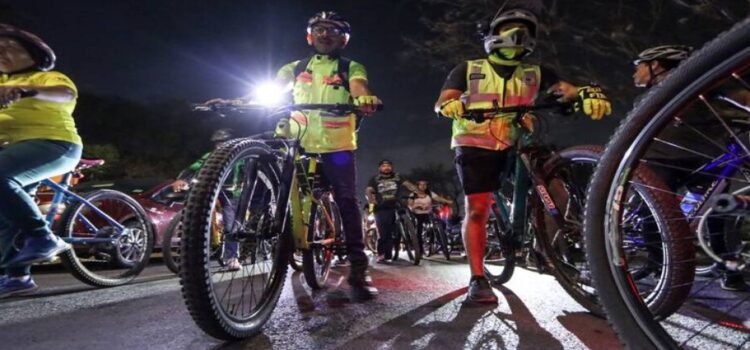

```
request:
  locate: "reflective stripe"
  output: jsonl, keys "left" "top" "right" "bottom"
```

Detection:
{"left": 291, "top": 113, "right": 308, "bottom": 126}
{"left": 322, "top": 120, "right": 350, "bottom": 128}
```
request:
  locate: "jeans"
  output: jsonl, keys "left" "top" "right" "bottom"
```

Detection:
{"left": 0, "top": 140, "right": 82, "bottom": 277}
{"left": 375, "top": 208, "right": 398, "bottom": 259}
{"left": 319, "top": 151, "right": 367, "bottom": 265}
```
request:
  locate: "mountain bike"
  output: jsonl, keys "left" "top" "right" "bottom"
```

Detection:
{"left": 394, "top": 201, "right": 422, "bottom": 265}
{"left": 180, "top": 102, "right": 375, "bottom": 340}
{"left": 30, "top": 159, "right": 154, "bottom": 287}
{"left": 584, "top": 18, "right": 750, "bottom": 349}
{"left": 420, "top": 205, "right": 451, "bottom": 260}
{"left": 467, "top": 104, "right": 679, "bottom": 317}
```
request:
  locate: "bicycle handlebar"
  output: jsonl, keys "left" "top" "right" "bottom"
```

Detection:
{"left": 192, "top": 102, "right": 383, "bottom": 118}
{"left": 460, "top": 103, "right": 561, "bottom": 121}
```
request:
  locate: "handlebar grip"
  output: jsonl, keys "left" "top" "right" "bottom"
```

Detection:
{"left": 19, "top": 89, "right": 38, "bottom": 98}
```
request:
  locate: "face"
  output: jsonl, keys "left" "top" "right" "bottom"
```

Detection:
{"left": 417, "top": 181, "right": 428, "bottom": 191}
{"left": 632, "top": 62, "right": 653, "bottom": 88}
{"left": 309, "top": 23, "right": 347, "bottom": 54}
{"left": 378, "top": 162, "right": 393, "bottom": 175}
{"left": 0, "top": 37, "right": 35, "bottom": 73}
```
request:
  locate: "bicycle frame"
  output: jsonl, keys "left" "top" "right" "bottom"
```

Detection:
{"left": 40, "top": 173, "right": 127, "bottom": 245}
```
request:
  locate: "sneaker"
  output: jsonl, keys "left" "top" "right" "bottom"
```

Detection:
{"left": 0, "top": 277, "right": 38, "bottom": 299}
{"left": 4, "top": 234, "right": 71, "bottom": 268}
{"left": 225, "top": 258, "right": 241, "bottom": 272}
{"left": 465, "top": 277, "right": 498, "bottom": 304}
{"left": 721, "top": 275, "right": 749, "bottom": 292}
{"left": 376, "top": 255, "right": 388, "bottom": 264}
{"left": 348, "top": 263, "right": 378, "bottom": 302}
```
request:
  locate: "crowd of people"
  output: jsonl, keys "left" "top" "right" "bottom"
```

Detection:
{"left": 4, "top": 1, "right": 742, "bottom": 308}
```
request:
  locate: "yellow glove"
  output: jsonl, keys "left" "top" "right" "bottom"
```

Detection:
{"left": 438, "top": 99, "right": 465, "bottom": 119}
{"left": 575, "top": 85, "right": 612, "bottom": 120}
{"left": 354, "top": 95, "right": 382, "bottom": 107}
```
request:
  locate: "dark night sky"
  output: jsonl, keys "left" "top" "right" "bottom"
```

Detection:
{"left": 4, "top": 0, "right": 464, "bottom": 183}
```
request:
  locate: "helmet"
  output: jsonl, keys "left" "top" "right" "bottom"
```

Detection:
{"left": 483, "top": 8, "right": 538, "bottom": 55}
{"left": 307, "top": 11, "right": 352, "bottom": 36}
{"left": 0, "top": 23, "right": 56, "bottom": 71}
{"left": 634, "top": 45, "right": 693, "bottom": 65}
{"left": 211, "top": 128, "right": 233, "bottom": 142}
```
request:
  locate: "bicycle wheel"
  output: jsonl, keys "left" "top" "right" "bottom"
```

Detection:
{"left": 162, "top": 211, "right": 182, "bottom": 274}
{"left": 484, "top": 197, "right": 516, "bottom": 285}
{"left": 585, "top": 18, "right": 750, "bottom": 349}
{"left": 421, "top": 222, "right": 435, "bottom": 257}
{"left": 533, "top": 145, "right": 603, "bottom": 315}
{"left": 180, "top": 140, "right": 287, "bottom": 340}
{"left": 58, "top": 189, "right": 154, "bottom": 287}
{"left": 432, "top": 216, "right": 451, "bottom": 260}
{"left": 302, "top": 192, "right": 342, "bottom": 289}
{"left": 288, "top": 250, "right": 303, "bottom": 272}
{"left": 398, "top": 211, "right": 421, "bottom": 265}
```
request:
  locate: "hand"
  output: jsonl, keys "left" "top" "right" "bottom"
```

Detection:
{"left": 171, "top": 179, "right": 190, "bottom": 192}
{"left": 354, "top": 95, "right": 382, "bottom": 115}
{"left": 575, "top": 85, "right": 612, "bottom": 120}
{"left": 0, "top": 87, "right": 23, "bottom": 108}
{"left": 438, "top": 98, "right": 465, "bottom": 119}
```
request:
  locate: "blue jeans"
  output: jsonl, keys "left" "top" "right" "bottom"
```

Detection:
{"left": 0, "top": 140, "right": 82, "bottom": 277}
{"left": 319, "top": 151, "right": 367, "bottom": 264}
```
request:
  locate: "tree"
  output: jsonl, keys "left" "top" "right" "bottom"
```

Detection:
{"left": 404, "top": 0, "right": 747, "bottom": 109}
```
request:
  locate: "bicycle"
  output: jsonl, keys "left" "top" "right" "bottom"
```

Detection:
{"left": 465, "top": 103, "right": 677, "bottom": 318}
{"left": 584, "top": 18, "right": 750, "bottom": 349}
{"left": 419, "top": 204, "right": 451, "bottom": 260}
{"left": 394, "top": 201, "right": 422, "bottom": 265}
{"left": 180, "top": 102, "right": 376, "bottom": 340}
{"left": 29, "top": 159, "right": 154, "bottom": 287}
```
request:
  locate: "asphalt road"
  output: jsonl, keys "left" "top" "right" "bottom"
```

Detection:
{"left": 0, "top": 257, "right": 623, "bottom": 350}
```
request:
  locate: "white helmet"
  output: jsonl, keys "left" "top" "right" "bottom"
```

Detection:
{"left": 482, "top": 9, "right": 538, "bottom": 56}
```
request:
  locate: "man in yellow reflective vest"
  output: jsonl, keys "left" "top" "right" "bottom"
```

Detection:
{"left": 434, "top": 5, "right": 612, "bottom": 304}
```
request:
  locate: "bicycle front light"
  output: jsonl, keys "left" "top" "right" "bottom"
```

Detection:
{"left": 252, "top": 81, "right": 287, "bottom": 107}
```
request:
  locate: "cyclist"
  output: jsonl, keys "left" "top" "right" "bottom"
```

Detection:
{"left": 634, "top": 45, "right": 749, "bottom": 291}
{"left": 171, "top": 128, "right": 243, "bottom": 271}
{"left": 408, "top": 180, "right": 452, "bottom": 254}
{"left": 209, "top": 12, "right": 382, "bottom": 300}
{"left": 434, "top": 4, "right": 611, "bottom": 304}
{"left": 0, "top": 24, "right": 82, "bottom": 298}
{"left": 365, "top": 160, "right": 418, "bottom": 263}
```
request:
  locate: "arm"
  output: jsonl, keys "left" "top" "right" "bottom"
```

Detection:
{"left": 365, "top": 186, "right": 377, "bottom": 205}
{"left": 401, "top": 180, "right": 419, "bottom": 193}
{"left": 431, "top": 192, "right": 453, "bottom": 205}
{"left": 547, "top": 79, "right": 611, "bottom": 120}
{"left": 0, "top": 84, "right": 75, "bottom": 107}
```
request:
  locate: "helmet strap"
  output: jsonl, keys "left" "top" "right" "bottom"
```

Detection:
{"left": 489, "top": 51, "right": 521, "bottom": 66}
{"left": 646, "top": 61, "right": 669, "bottom": 88}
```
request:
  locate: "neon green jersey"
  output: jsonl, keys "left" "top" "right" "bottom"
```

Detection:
{"left": 276, "top": 55, "right": 367, "bottom": 153}
{"left": 0, "top": 70, "right": 82, "bottom": 145}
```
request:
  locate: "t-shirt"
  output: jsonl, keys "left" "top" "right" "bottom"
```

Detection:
{"left": 409, "top": 192, "right": 437, "bottom": 215}
{"left": 368, "top": 173, "right": 405, "bottom": 211}
{"left": 0, "top": 70, "right": 81, "bottom": 145}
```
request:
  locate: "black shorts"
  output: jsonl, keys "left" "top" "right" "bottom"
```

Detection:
{"left": 454, "top": 146, "right": 511, "bottom": 195}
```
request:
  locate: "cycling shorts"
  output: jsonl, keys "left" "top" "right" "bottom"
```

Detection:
{"left": 454, "top": 146, "right": 510, "bottom": 195}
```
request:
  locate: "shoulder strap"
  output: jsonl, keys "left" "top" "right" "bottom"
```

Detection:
{"left": 293, "top": 57, "right": 312, "bottom": 78}
{"left": 338, "top": 56, "right": 351, "bottom": 92}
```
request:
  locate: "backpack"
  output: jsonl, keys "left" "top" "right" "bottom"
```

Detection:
{"left": 293, "top": 56, "right": 352, "bottom": 92}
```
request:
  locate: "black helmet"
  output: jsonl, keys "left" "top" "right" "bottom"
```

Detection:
{"left": 211, "top": 128, "right": 233, "bottom": 142}
{"left": 307, "top": 11, "right": 352, "bottom": 36}
{"left": 634, "top": 45, "right": 693, "bottom": 65}
{"left": 0, "top": 23, "right": 56, "bottom": 71}
{"left": 483, "top": 8, "right": 538, "bottom": 55}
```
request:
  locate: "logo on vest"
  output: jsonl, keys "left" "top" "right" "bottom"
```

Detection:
{"left": 523, "top": 72, "right": 537, "bottom": 86}
{"left": 469, "top": 73, "right": 486, "bottom": 80}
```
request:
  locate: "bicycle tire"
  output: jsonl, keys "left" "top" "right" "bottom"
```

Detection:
{"left": 399, "top": 211, "right": 421, "bottom": 265}
{"left": 484, "top": 199, "right": 516, "bottom": 285}
{"left": 162, "top": 211, "right": 182, "bottom": 274}
{"left": 180, "top": 139, "right": 287, "bottom": 340}
{"left": 584, "top": 18, "right": 750, "bottom": 349}
{"left": 302, "top": 193, "right": 341, "bottom": 289}
{"left": 58, "top": 189, "right": 155, "bottom": 287}
{"left": 433, "top": 217, "right": 451, "bottom": 260}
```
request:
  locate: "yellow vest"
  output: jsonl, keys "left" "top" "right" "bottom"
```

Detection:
{"left": 452, "top": 59, "right": 540, "bottom": 150}
{"left": 276, "top": 55, "right": 368, "bottom": 153}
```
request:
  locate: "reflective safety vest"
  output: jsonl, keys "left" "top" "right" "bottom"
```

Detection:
{"left": 276, "top": 55, "right": 361, "bottom": 153}
{"left": 452, "top": 59, "right": 540, "bottom": 150}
